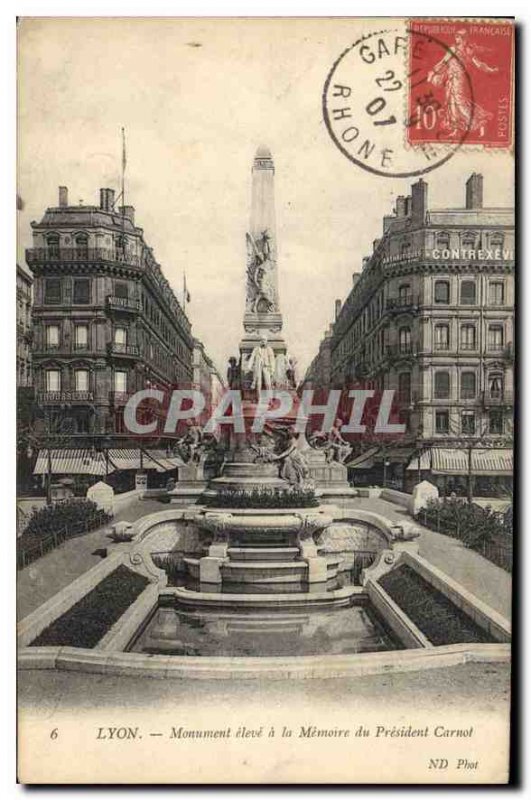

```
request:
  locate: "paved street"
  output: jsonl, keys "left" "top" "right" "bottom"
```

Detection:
{"left": 19, "top": 661, "right": 510, "bottom": 715}
{"left": 17, "top": 497, "right": 163, "bottom": 620}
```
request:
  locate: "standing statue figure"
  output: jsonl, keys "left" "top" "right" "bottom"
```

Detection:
{"left": 274, "top": 351, "right": 290, "bottom": 388}
{"left": 286, "top": 356, "right": 298, "bottom": 389}
{"left": 226, "top": 356, "right": 241, "bottom": 389}
{"left": 246, "top": 335, "right": 276, "bottom": 391}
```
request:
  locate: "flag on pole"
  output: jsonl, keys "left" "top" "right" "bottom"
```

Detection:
{"left": 183, "top": 273, "right": 191, "bottom": 304}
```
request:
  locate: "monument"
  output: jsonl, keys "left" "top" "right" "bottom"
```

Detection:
{"left": 239, "top": 147, "right": 289, "bottom": 382}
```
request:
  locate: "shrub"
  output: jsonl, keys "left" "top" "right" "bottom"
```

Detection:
{"left": 416, "top": 498, "right": 513, "bottom": 570}
{"left": 204, "top": 486, "right": 319, "bottom": 509}
{"left": 23, "top": 498, "right": 109, "bottom": 540}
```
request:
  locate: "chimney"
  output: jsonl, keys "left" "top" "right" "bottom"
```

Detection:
{"left": 58, "top": 186, "right": 68, "bottom": 207}
{"left": 335, "top": 299, "right": 342, "bottom": 320}
{"left": 120, "top": 205, "right": 135, "bottom": 225}
{"left": 373, "top": 238, "right": 381, "bottom": 252}
{"left": 99, "top": 188, "right": 115, "bottom": 211}
{"left": 362, "top": 256, "right": 370, "bottom": 270}
{"left": 466, "top": 173, "right": 483, "bottom": 209}
{"left": 395, "top": 196, "right": 407, "bottom": 217}
{"left": 411, "top": 179, "right": 428, "bottom": 223}
{"left": 352, "top": 272, "right": 361, "bottom": 286}
{"left": 383, "top": 215, "right": 395, "bottom": 233}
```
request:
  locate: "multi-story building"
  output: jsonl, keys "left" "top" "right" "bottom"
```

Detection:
{"left": 192, "top": 337, "right": 224, "bottom": 421}
{"left": 26, "top": 185, "right": 194, "bottom": 445}
{"left": 330, "top": 173, "right": 514, "bottom": 494}
{"left": 17, "top": 264, "right": 33, "bottom": 387}
{"left": 301, "top": 318, "right": 336, "bottom": 390}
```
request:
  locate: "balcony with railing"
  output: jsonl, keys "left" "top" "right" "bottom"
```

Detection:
{"left": 26, "top": 247, "right": 142, "bottom": 268}
{"left": 106, "top": 295, "right": 141, "bottom": 314}
{"left": 386, "top": 343, "right": 417, "bottom": 359}
{"left": 107, "top": 342, "right": 140, "bottom": 358}
{"left": 482, "top": 390, "right": 514, "bottom": 407}
{"left": 385, "top": 294, "right": 419, "bottom": 314}
{"left": 109, "top": 391, "right": 130, "bottom": 407}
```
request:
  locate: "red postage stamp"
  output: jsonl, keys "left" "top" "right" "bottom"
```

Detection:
{"left": 407, "top": 19, "right": 514, "bottom": 148}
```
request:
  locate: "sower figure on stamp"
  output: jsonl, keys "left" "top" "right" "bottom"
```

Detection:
{"left": 428, "top": 28, "right": 499, "bottom": 138}
{"left": 246, "top": 335, "right": 276, "bottom": 391}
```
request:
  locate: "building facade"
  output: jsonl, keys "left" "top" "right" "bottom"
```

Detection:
{"left": 26, "top": 186, "right": 194, "bottom": 442}
{"left": 330, "top": 173, "right": 514, "bottom": 493}
{"left": 192, "top": 337, "right": 224, "bottom": 421}
{"left": 17, "top": 264, "right": 33, "bottom": 387}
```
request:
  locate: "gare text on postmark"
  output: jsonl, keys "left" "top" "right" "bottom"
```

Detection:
{"left": 322, "top": 21, "right": 514, "bottom": 178}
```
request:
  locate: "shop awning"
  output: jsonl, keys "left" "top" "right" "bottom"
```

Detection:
{"left": 33, "top": 449, "right": 112, "bottom": 476}
{"left": 346, "top": 446, "right": 380, "bottom": 469}
{"left": 107, "top": 448, "right": 182, "bottom": 473}
{"left": 407, "top": 448, "right": 513, "bottom": 476}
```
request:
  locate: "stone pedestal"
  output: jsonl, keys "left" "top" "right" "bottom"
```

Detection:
{"left": 169, "top": 462, "right": 207, "bottom": 506}
{"left": 305, "top": 449, "right": 357, "bottom": 503}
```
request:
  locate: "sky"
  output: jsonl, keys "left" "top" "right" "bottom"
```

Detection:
{"left": 17, "top": 17, "right": 515, "bottom": 377}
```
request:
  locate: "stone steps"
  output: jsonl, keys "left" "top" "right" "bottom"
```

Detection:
{"left": 227, "top": 546, "right": 300, "bottom": 562}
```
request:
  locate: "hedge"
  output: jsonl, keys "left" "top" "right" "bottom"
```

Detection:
{"left": 30, "top": 565, "right": 149, "bottom": 648}
{"left": 379, "top": 565, "right": 492, "bottom": 645}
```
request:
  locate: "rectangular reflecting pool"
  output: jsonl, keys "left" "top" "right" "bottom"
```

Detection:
{"left": 128, "top": 604, "right": 401, "bottom": 657}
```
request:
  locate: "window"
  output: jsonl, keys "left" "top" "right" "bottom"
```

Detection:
{"left": 435, "top": 410, "right": 449, "bottom": 434}
{"left": 46, "top": 369, "right": 61, "bottom": 391}
{"left": 489, "top": 232, "right": 504, "bottom": 248}
{"left": 488, "top": 325, "right": 504, "bottom": 351}
{"left": 436, "top": 231, "right": 451, "bottom": 249}
{"left": 489, "top": 375, "right": 504, "bottom": 400}
{"left": 114, "top": 327, "right": 127, "bottom": 347}
{"left": 434, "top": 371, "right": 450, "bottom": 399}
{"left": 47, "top": 233, "right": 60, "bottom": 258}
{"left": 46, "top": 324, "right": 60, "bottom": 348}
{"left": 461, "top": 411, "right": 476, "bottom": 435}
{"left": 460, "top": 324, "right": 476, "bottom": 350}
{"left": 398, "top": 326, "right": 411, "bottom": 353}
{"left": 114, "top": 370, "right": 127, "bottom": 393}
{"left": 75, "top": 369, "right": 89, "bottom": 391}
{"left": 461, "top": 231, "right": 477, "bottom": 249}
{"left": 460, "top": 280, "right": 476, "bottom": 305}
{"left": 74, "top": 233, "right": 89, "bottom": 259}
{"left": 489, "top": 410, "right": 503, "bottom": 435}
{"left": 74, "top": 324, "right": 88, "bottom": 349}
{"left": 116, "top": 235, "right": 126, "bottom": 258}
{"left": 489, "top": 282, "right": 505, "bottom": 305}
{"left": 73, "top": 278, "right": 90, "bottom": 304}
{"left": 114, "top": 280, "right": 128, "bottom": 299}
{"left": 45, "top": 278, "right": 62, "bottom": 304}
{"left": 398, "top": 372, "right": 411, "bottom": 403}
{"left": 398, "top": 284, "right": 411, "bottom": 304}
{"left": 434, "top": 324, "right": 450, "bottom": 351}
{"left": 434, "top": 280, "right": 450, "bottom": 304}
{"left": 460, "top": 371, "right": 476, "bottom": 399}
{"left": 400, "top": 240, "right": 410, "bottom": 256}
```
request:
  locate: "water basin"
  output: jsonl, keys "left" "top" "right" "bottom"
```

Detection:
{"left": 128, "top": 602, "right": 401, "bottom": 657}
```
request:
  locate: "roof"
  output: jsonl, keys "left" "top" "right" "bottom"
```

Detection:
{"left": 407, "top": 448, "right": 513, "bottom": 476}
{"left": 33, "top": 449, "right": 111, "bottom": 476}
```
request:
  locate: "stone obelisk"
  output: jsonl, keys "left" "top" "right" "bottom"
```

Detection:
{"left": 239, "top": 146, "right": 287, "bottom": 364}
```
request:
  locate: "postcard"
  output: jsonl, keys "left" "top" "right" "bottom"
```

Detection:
{"left": 17, "top": 16, "right": 514, "bottom": 784}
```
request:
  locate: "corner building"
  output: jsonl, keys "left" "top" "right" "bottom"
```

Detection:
{"left": 26, "top": 186, "right": 193, "bottom": 440}
{"left": 331, "top": 174, "right": 514, "bottom": 493}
